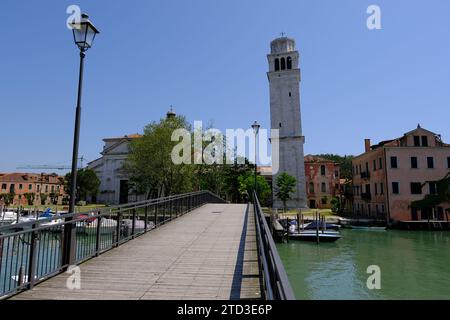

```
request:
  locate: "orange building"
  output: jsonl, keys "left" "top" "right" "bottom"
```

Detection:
{"left": 304, "top": 155, "right": 340, "bottom": 209}
{"left": 352, "top": 125, "right": 450, "bottom": 223}
{"left": 0, "top": 173, "right": 65, "bottom": 206}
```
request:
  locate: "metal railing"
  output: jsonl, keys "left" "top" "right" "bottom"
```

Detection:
{"left": 0, "top": 190, "right": 225, "bottom": 299}
{"left": 252, "top": 191, "right": 296, "bottom": 300}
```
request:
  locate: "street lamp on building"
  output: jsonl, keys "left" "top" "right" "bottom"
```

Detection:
{"left": 251, "top": 121, "right": 260, "bottom": 197}
{"left": 63, "top": 13, "right": 99, "bottom": 266}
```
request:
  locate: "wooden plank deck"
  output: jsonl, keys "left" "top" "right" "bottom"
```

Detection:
{"left": 11, "top": 203, "right": 262, "bottom": 300}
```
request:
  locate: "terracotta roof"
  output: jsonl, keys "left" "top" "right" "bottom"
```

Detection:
{"left": 103, "top": 134, "right": 142, "bottom": 141}
{"left": 304, "top": 155, "right": 335, "bottom": 163}
{"left": 0, "top": 173, "right": 62, "bottom": 183}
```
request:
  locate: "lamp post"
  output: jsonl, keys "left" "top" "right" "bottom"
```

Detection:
{"left": 251, "top": 121, "right": 260, "bottom": 198}
{"left": 63, "top": 13, "right": 99, "bottom": 266}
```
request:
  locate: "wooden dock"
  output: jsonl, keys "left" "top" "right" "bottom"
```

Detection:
{"left": 10, "top": 203, "right": 262, "bottom": 300}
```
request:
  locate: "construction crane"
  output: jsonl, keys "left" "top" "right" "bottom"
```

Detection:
{"left": 16, "top": 157, "right": 87, "bottom": 171}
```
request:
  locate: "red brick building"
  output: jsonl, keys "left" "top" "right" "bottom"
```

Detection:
{"left": 304, "top": 155, "right": 341, "bottom": 209}
{"left": 0, "top": 173, "right": 66, "bottom": 206}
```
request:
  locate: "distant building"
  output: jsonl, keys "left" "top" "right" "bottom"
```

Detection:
{"left": 352, "top": 125, "right": 450, "bottom": 222}
{"left": 87, "top": 134, "right": 142, "bottom": 205}
{"left": 304, "top": 155, "right": 340, "bottom": 209}
{"left": 0, "top": 172, "right": 65, "bottom": 206}
{"left": 257, "top": 156, "right": 343, "bottom": 209}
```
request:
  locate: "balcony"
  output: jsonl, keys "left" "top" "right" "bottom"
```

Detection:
{"left": 360, "top": 171, "right": 370, "bottom": 179}
{"left": 361, "top": 192, "right": 372, "bottom": 201}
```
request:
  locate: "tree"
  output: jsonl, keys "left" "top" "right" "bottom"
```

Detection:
{"left": 0, "top": 193, "right": 15, "bottom": 206}
{"left": 330, "top": 197, "right": 341, "bottom": 213}
{"left": 40, "top": 193, "right": 48, "bottom": 205}
{"left": 125, "top": 115, "right": 195, "bottom": 199}
{"left": 23, "top": 192, "right": 36, "bottom": 206}
{"left": 237, "top": 173, "right": 271, "bottom": 205}
{"left": 64, "top": 168, "right": 100, "bottom": 203}
{"left": 411, "top": 173, "right": 450, "bottom": 220}
{"left": 275, "top": 172, "right": 297, "bottom": 212}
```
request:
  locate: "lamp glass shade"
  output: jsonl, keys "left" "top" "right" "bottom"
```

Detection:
{"left": 71, "top": 16, "right": 99, "bottom": 51}
{"left": 251, "top": 121, "right": 260, "bottom": 134}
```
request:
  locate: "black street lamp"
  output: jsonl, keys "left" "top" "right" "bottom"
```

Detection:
{"left": 251, "top": 121, "right": 260, "bottom": 197}
{"left": 63, "top": 14, "right": 99, "bottom": 266}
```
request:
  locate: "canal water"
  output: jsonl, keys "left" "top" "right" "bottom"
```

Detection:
{"left": 277, "top": 229, "right": 450, "bottom": 299}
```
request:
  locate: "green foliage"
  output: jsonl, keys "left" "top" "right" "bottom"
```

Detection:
{"left": 330, "top": 197, "right": 341, "bottom": 213}
{"left": 125, "top": 115, "right": 194, "bottom": 198}
{"left": 0, "top": 193, "right": 15, "bottom": 206}
{"left": 312, "top": 154, "right": 354, "bottom": 179}
{"left": 237, "top": 173, "right": 271, "bottom": 204}
{"left": 411, "top": 174, "right": 450, "bottom": 210}
{"left": 23, "top": 192, "right": 36, "bottom": 206}
{"left": 275, "top": 172, "right": 297, "bottom": 212}
{"left": 49, "top": 192, "right": 59, "bottom": 205}
{"left": 39, "top": 193, "right": 48, "bottom": 205}
{"left": 64, "top": 168, "right": 100, "bottom": 203}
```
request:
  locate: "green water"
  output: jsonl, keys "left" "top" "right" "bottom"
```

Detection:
{"left": 277, "top": 229, "right": 450, "bottom": 300}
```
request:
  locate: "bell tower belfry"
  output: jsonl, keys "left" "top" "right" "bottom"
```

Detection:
{"left": 267, "top": 36, "right": 307, "bottom": 209}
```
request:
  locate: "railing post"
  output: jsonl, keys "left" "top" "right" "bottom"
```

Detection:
{"left": 144, "top": 205, "right": 148, "bottom": 231}
{"left": 95, "top": 215, "right": 102, "bottom": 256}
{"left": 131, "top": 207, "right": 136, "bottom": 238}
{"left": 115, "top": 211, "right": 121, "bottom": 247}
{"left": 154, "top": 203, "right": 158, "bottom": 227}
{"left": 27, "top": 223, "right": 38, "bottom": 289}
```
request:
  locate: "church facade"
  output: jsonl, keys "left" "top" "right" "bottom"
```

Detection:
{"left": 267, "top": 36, "right": 308, "bottom": 209}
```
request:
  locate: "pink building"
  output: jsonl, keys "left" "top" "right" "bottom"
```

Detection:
{"left": 352, "top": 125, "right": 450, "bottom": 223}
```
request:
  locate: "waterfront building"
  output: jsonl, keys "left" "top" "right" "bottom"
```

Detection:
{"left": 267, "top": 36, "right": 307, "bottom": 209}
{"left": 352, "top": 125, "right": 450, "bottom": 222}
{"left": 304, "top": 155, "right": 340, "bottom": 209}
{"left": 0, "top": 172, "right": 65, "bottom": 206}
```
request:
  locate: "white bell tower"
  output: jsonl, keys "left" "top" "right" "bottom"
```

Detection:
{"left": 267, "top": 36, "right": 307, "bottom": 209}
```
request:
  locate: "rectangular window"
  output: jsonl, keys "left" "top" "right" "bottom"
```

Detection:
{"left": 373, "top": 160, "right": 376, "bottom": 171}
{"left": 320, "top": 165, "right": 326, "bottom": 176}
{"left": 392, "top": 182, "right": 399, "bottom": 194}
{"left": 427, "top": 157, "right": 434, "bottom": 169}
{"left": 429, "top": 182, "right": 437, "bottom": 195}
{"left": 19, "top": 184, "right": 23, "bottom": 190}
{"left": 410, "top": 182, "right": 422, "bottom": 195}
{"left": 374, "top": 183, "right": 378, "bottom": 195}
{"left": 413, "top": 136, "right": 421, "bottom": 146}
{"left": 411, "top": 157, "right": 418, "bottom": 169}
{"left": 29, "top": 184, "right": 33, "bottom": 190}
{"left": 380, "top": 182, "right": 384, "bottom": 195}
{"left": 421, "top": 136, "right": 428, "bottom": 147}
{"left": 379, "top": 157, "right": 383, "bottom": 170}
{"left": 448, "top": 157, "right": 450, "bottom": 169}
{"left": 390, "top": 156, "right": 398, "bottom": 169}
{"left": 1, "top": 184, "right": 6, "bottom": 190}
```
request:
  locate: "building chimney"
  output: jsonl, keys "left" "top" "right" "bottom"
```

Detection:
{"left": 364, "top": 139, "right": 371, "bottom": 153}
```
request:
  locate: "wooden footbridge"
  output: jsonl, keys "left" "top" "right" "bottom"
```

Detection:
{"left": 0, "top": 191, "right": 294, "bottom": 300}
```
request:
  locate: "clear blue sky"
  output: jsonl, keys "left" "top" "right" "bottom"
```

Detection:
{"left": 1, "top": 0, "right": 449, "bottom": 172}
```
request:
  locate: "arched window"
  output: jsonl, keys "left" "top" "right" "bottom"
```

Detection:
{"left": 321, "top": 182, "right": 326, "bottom": 193}
{"left": 280, "top": 57, "right": 286, "bottom": 70}
{"left": 274, "top": 58, "right": 280, "bottom": 71}
{"left": 287, "top": 56, "right": 292, "bottom": 69}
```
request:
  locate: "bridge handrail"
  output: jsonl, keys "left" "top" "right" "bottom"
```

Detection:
{"left": 0, "top": 190, "right": 226, "bottom": 299}
{"left": 253, "top": 191, "right": 296, "bottom": 300}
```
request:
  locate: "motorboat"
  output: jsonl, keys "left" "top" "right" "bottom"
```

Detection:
{"left": 83, "top": 218, "right": 118, "bottom": 236}
{"left": 288, "top": 230, "right": 342, "bottom": 242}
{"left": 0, "top": 211, "right": 19, "bottom": 225}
